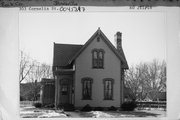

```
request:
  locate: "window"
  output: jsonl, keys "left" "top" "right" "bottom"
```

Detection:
{"left": 61, "top": 85, "right": 68, "bottom": 95}
{"left": 103, "top": 78, "right": 114, "bottom": 100}
{"left": 98, "top": 51, "right": 103, "bottom": 68}
{"left": 92, "top": 49, "right": 105, "bottom": 68}
{"left": 81, "top": 77, "right": 93, "bottom": 100}
{"left": 93, "top": 51, "right": 98, "bottom": 68}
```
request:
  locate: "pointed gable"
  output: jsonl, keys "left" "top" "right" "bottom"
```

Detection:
{"left": 69, "top": 28, "right": 129, "bottom": 69}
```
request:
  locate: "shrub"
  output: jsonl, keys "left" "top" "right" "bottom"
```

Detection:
{"left": 57, "top": 104, "right": 75, "bottom": 111}
{"left": 63, "top": 104, "right": 75, "bottom": 111}
{"left": 81, "top": 104, "right": 92, "bottom": 112}
{"left": 33, "top": 102, "right": 42, "bottom": 108}
{"left": 44, "top": 104, "right": 55, "bottom": 108}
{"left": 121, "top": 101, "right": 137, "bottom": 111}
{"left": 94, "top": 107, "right": 104, "bottom": 111}
{"left": 57, "top": 104, "right": 63, "bottom": 110}
{"left": 108, "top": 106, "right": 117, "bottom": 111}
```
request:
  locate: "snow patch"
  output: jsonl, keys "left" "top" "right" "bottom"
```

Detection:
{"left": 91, "top": 111, "right": 114, "bottom": 118}
{"left": 38, "top": 111, "right": 67, "bottom": 118}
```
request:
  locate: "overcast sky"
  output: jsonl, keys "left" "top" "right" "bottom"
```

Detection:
{"left": 19, "top": 11, "right": 166, "bottom": 66}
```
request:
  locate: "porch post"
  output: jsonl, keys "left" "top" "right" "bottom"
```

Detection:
{"left": 40, "top": 83, "right": 44, "bottom": 104}
{"left": 55, "top": 76, "right": 59, "bottom": 109}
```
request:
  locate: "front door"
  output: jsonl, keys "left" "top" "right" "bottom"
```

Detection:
{"left": 61, "top": 84, "right": 69, "bottom": 104}
{"left": 59, "top": 78, "right": 71, "bottom": 104}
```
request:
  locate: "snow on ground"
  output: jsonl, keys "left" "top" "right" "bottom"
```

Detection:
{"left": 91, "top": 111, "right": 115, "bottom": 118}
{"left": 20, "top": 105, "right": 166, "bottom": 118}
{"left": 20, "top": 106, "right": 68, "bottom": 118}
{"left": 38, "top": 111, "right": 67, "bottom": 118}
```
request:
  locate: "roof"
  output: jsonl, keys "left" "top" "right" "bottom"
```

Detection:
{"left": 53, "top": 28, "right": 128, "bottom": 69}
{"left": 53, "top": 43, "right": 83, "bottom": 67}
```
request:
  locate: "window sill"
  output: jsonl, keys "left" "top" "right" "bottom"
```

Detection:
{"left": 92, "top": 67, "right": 104, "bottom": 69}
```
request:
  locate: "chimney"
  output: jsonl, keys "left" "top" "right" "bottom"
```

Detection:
{"left": 114, "top": 32, "right": 122, "bottom": 50}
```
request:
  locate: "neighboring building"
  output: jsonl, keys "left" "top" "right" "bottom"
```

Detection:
{"left": 136, "top": 91, "right": 166, "bottom": 102}
{"left": 150, "top": 92, "right": 166, "bottom": 101}
{"left": 41, "top": 28, "right": 129, "bottom": 109}
{"left": 40, "top": 78, "right": 55, "bottom": 105}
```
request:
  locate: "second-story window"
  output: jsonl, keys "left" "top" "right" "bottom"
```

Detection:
{"left": 93, "top": 51, "right": 98, "bottom": 68}
{"left": 92, "top": 49, "right": 104, "bottom": 69}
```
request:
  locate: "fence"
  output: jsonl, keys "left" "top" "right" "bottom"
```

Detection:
{"left": 20, "top": 101, "right": 40, "bottom": 106}
{"left": 136, "top": 101, "right": 166, "bottom": 110}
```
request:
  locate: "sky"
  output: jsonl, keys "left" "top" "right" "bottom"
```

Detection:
{"left": 19, "top": 11, "right": 166, "bottom": 66}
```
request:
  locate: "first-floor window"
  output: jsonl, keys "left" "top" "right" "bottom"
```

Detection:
{"left": 103, "top": 78, "right": 114, "bottom": 100}
{"left": 81, "top": 77, "right": 93, "bottom": 100}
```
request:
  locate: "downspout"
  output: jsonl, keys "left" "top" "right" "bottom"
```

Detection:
{"left": 121, "top": 68, "right": 125, "bottom": 105}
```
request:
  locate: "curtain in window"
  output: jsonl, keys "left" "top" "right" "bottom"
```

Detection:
{"left": 92, "top": 49, "right": 104, "bottom": 68}
{"left": 82, "top": 78, "right": 92, "bottom": 100}
{"left": 103, "top": 79, "right": 113, "bottom": 100}
{"left": 93, "top": 51, "right": 98, "bottom": 68}
{"left": 98, "top": 51, "right": 103, "bottom": 68}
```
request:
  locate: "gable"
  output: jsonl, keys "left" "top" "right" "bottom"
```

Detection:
{"left": 69, "top": 28, "right": 128, "bottom": 69}
{"left": 75, "top": 32, "right": 121, "bottom": 68}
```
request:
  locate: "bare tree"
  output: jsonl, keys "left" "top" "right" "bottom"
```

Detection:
{"left": 20, "top": 51, "right": 53, "bottom": 101}
{"left": 124, "top": 65, "right": 141, "bottom": 100}
{"left": 124, "top": 59, "right": 166, "bottom": 101}
{"left": 27, "top": 62, "right": 53, "bottom": 83}
{"left": 159, "top": 60, "right": 166, "bottom": 91}
{"left": 39, "top": 63, "right": 53, "bottom": 79}
{"left": 25, "top": 61, "right": 53, "bottom": 101}
{"left": 147, "top": 60, "right": 166, "bottom": 100}
{"left": 19, "top": 51, "right": 35, "bottom": 83}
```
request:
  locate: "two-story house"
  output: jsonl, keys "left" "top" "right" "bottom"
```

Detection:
{"left": 41, "top": 28, "right": 128, "bottom": 109}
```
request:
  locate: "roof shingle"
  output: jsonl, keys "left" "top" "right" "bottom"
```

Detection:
{"left": 53, "top": 43, "right": 83, "bottom": 67}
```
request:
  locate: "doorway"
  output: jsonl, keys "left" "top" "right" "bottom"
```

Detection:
{"left": 61, "top": 84, "right": 69, "bottom": 104}
{"left": 59, "top": 78, "right": 71, "bottom": 105}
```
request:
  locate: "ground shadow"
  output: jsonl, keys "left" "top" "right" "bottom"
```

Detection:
{"left": 66, "top": 110, "right": 161, "bottom": 118}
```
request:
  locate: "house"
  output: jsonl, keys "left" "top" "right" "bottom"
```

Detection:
{"left": 41, "top": 28, "right": 129, "bottom": 109}
{"left": 134, "top": 91, "right": 166, "bottom": 102}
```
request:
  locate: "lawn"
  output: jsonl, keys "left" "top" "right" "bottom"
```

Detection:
{"left": 20, "top": 105, "right": 166, "bottom": 118}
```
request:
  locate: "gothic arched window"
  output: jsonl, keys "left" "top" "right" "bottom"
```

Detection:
{"left": 92, "top": 49, "right": 104, "bottom": 69}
